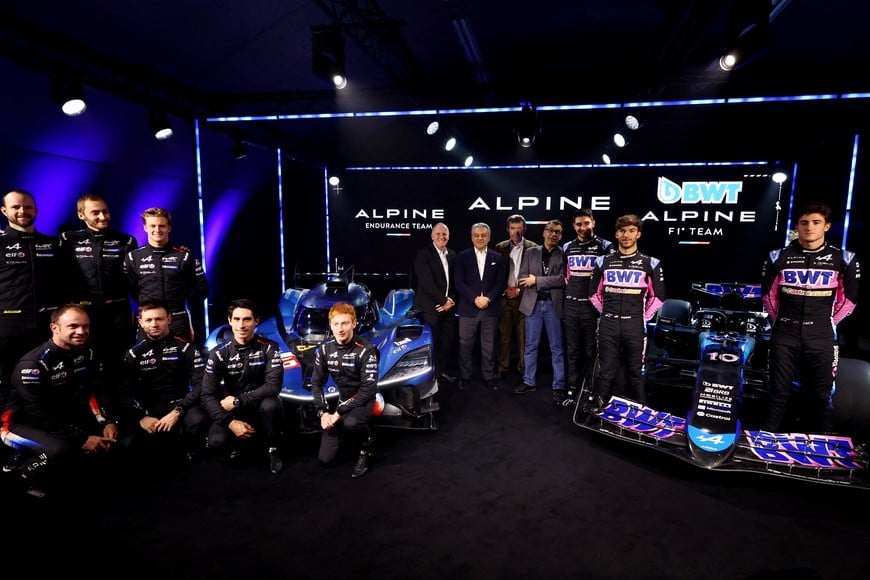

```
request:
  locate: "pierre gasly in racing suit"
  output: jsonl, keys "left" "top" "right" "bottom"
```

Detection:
{"left": 589, "top": 214, "right": 665, "bottom": 411}
{"left": 562, "top": 208, "right": 613, "bottom": 406}
{"left": 761, "top": 202, "right": 860, "bottom": 433}
{"left": 311, "top": 302, "right": 379, "bottom": 478}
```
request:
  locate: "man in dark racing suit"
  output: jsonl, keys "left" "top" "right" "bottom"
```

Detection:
{"left": 561, "top": 208, "right": 613, "bottom": 407}
{"left": 201, "top": 299, "right": 284, "bottom": 474}
{"left": 59, "top": 194, "right": 138, "bottom": 391}
{"left": 761, "top": 202, "right": 860, "bottom": 433}
{"left": 589, "top": 214, "right": 665, "bottom": 411}
{"left": 121, "top": 301, "right": 210, "bottom": 463}
{"left": 0, "top": 304, "right": 119, "bottom": 495}
{"left": 0, "top": 189, "right": 62, "bottom": 404}
{"left": 123, "top": 207, "right": 209, "bottom": 343}
{"left": 311, "top": 302, "right": 379, "bottom": 478}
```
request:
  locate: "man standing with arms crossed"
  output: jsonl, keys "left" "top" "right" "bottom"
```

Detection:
{"left": 561, "top": 209, "right": 613, "bottom": 407}
{"left": 761, "top": 202, "right": 860, "bottom": 433}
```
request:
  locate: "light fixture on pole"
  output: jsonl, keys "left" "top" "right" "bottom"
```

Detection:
{"left": 515, "top": 103, "right": 540, "bottom": 148}
{"left": 51, "top": 78, "right": 87, "bottom": 116}
{"left": 312, "top": 26, "right": 347, "bottom": 89}
{"left": 719, "top": 0, "right": 770, "bottom": 72}
{"left": 232, "top": 138, "right": 249, "bottom": 160}
{"left": 149, "top": 110, "right": 173, "bottom": 140}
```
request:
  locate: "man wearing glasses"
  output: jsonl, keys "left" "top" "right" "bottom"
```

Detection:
{"left": 514, "top": 220, "right": 567, "bottom": 404}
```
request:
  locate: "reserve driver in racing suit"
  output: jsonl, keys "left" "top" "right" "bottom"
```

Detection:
{"left": 311, "top": 302, "right": 379, "bottom": 478}
{"left": 761, "top": 202, "right": 860, "bottom": 433}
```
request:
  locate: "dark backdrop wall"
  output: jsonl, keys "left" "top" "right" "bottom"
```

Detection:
{"left": 0, "top": 56, "right": 321, "bottom": 340}
{"left": 1, "top": 53, "right": 865, "bottom": 354}
{"left": 331, "top": 165, "right": 782, "bottom": 300}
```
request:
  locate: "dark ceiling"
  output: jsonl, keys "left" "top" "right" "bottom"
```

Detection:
{"left": 1, "top": 0, "right": 869, "bottom": 168}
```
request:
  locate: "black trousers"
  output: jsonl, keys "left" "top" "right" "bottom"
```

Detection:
{"left": 318, "top": 402, "right": 374, "bottom": 466}
{"left": 563, "top": 299, "right": 599, "bottom": 391}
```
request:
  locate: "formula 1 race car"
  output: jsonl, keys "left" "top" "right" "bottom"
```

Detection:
{"left": 205, "top": 267, "right": 438, "bottom": 434}
{"left": 574, "top": 281, "right": 870, "bottom": 489}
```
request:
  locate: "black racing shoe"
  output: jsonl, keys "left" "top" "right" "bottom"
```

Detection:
{"left": 552, "top": 389, "right": 565, "bottom": 404}
{"left": 351, "top": 451, "right": 370, "bottom": 478}
{"left": 560, "top": 389, "right": 577, "bottom": 408}
{"left": 590, "top": 395, "right": 608, "bottom": 414}
{"left": 2, "top": 450, "right": 24, "bottom": 473}
{"left": 513, "top": 382, "right": 536, "bottom": 394}
{"left": 267, "top": 447, "right": 283, "bottom": 474}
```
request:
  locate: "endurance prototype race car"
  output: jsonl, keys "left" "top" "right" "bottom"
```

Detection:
{"left": 205, "top": 267, "right": 438, "bottom": 434}
{"left": 573, "top": 281, "right": 870, "bottom": 489}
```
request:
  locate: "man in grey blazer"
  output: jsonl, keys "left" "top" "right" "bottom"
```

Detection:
{"left": 514, "top": 219, "right": 567, "bottom": 404}
{"left": 454, "top": 222, "right": 508, "bottom": 391}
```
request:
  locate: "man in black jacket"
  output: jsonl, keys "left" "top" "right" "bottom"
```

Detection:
{"left": 59, "top": 194, "right": 138, "bottom": 392}
{"left": 311, "top": 302, "right": 379, "bottom": 478}
{"left": 412, "top": 222, "right": 457, "bottom": 382}
{"left": 122, "top": 301, "right": 210, "bottom": 463}
{"left": 201, "top": 299, "right": 284, "bottom": 473}
{"left": 123, "top": 207, "right": 208, "bottom": 343}
{"left": 0, "top": 189, "right": 61, "bottom": 399}
{"left": 2, "top": 304, "right": 119, "bottom": 494}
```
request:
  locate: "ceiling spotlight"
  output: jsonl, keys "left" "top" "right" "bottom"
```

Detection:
{"left": 232, "top": 139, "right": 248, "bottom": 160}
{"left": 515, "top": 103, "right": 540, "bottom": 148}
{"left": 624, "top": 115, "right": 640, "bottom": 130}
{"left": 602, "top": 153, "right": 611, "bottom": 165}
{"left": 426, "top": 121, "right": 440, "bottom": 135}
{"left": 444, "top": 136, "right": 457, "bottom": 152}
{"left": 51, "top": 79, "right": 87, "bottom": 116}
{"left": 328, "top": 175, "right": 341, "bottom": 186}
{"left": 613, "top": 132, "right": 628, "bottom": 148}
{"left": 772, "top": 170, "right": 788, "bottom": 184}
{"left": 312, "top": 26, "right": 346, "bottom": 89}
{"left": 464, "top": 155, "right": 474, "bottom": 167}
{"left": 149, "top": 111, "right": 173, "bottom": 140}
{"left": 719, "top": 52, "right": 738, "bottom": 71}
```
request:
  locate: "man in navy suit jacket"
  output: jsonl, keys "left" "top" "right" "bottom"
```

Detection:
{"left": 454, "top": 222, "right": 507, "bottom": 390}
{"left": 412, "top": 222, "right": 457, "bottom": 382}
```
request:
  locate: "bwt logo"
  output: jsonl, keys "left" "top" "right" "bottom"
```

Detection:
{"left": 783, "top": 269, "right": 836, "bottom": 286}
{"left": 605, "top": 270, "right": 644, "bottom": 285}
{"left": 657, "top": 177, "right": 742, "bottom": 204}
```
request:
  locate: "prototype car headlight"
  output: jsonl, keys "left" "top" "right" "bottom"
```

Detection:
{"left": 379, "top": 345, "right": 432, "bottom": 387}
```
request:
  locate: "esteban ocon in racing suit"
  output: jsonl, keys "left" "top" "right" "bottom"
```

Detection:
{"left": 761, "top": 202, "right": 860, "bottom": 433}
{"left": 562, "top": 208, "right": 613, "bottom": 406}
{"left": 589, "top": 214, "right": 665, "bottom": 411}
{"left": 311, "top": 302, "right": 379, "bottom": 478}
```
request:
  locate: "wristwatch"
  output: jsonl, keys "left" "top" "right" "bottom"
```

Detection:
{"left": 232, "top": 397, "right": 240, "bottom": 408}
{"left": 317, "top": 409, "right": 325, "bottom": 418}
{"left": 173, "top": 405, "right": 184, "bottom": 414}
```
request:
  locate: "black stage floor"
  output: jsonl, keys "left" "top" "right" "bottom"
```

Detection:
{"left": 3, "top": 370, "right": 869, "bottom": 580}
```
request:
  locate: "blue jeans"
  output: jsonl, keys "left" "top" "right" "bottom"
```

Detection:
{"left": 522, "top": 300, "right": 565, "bottom": 389}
